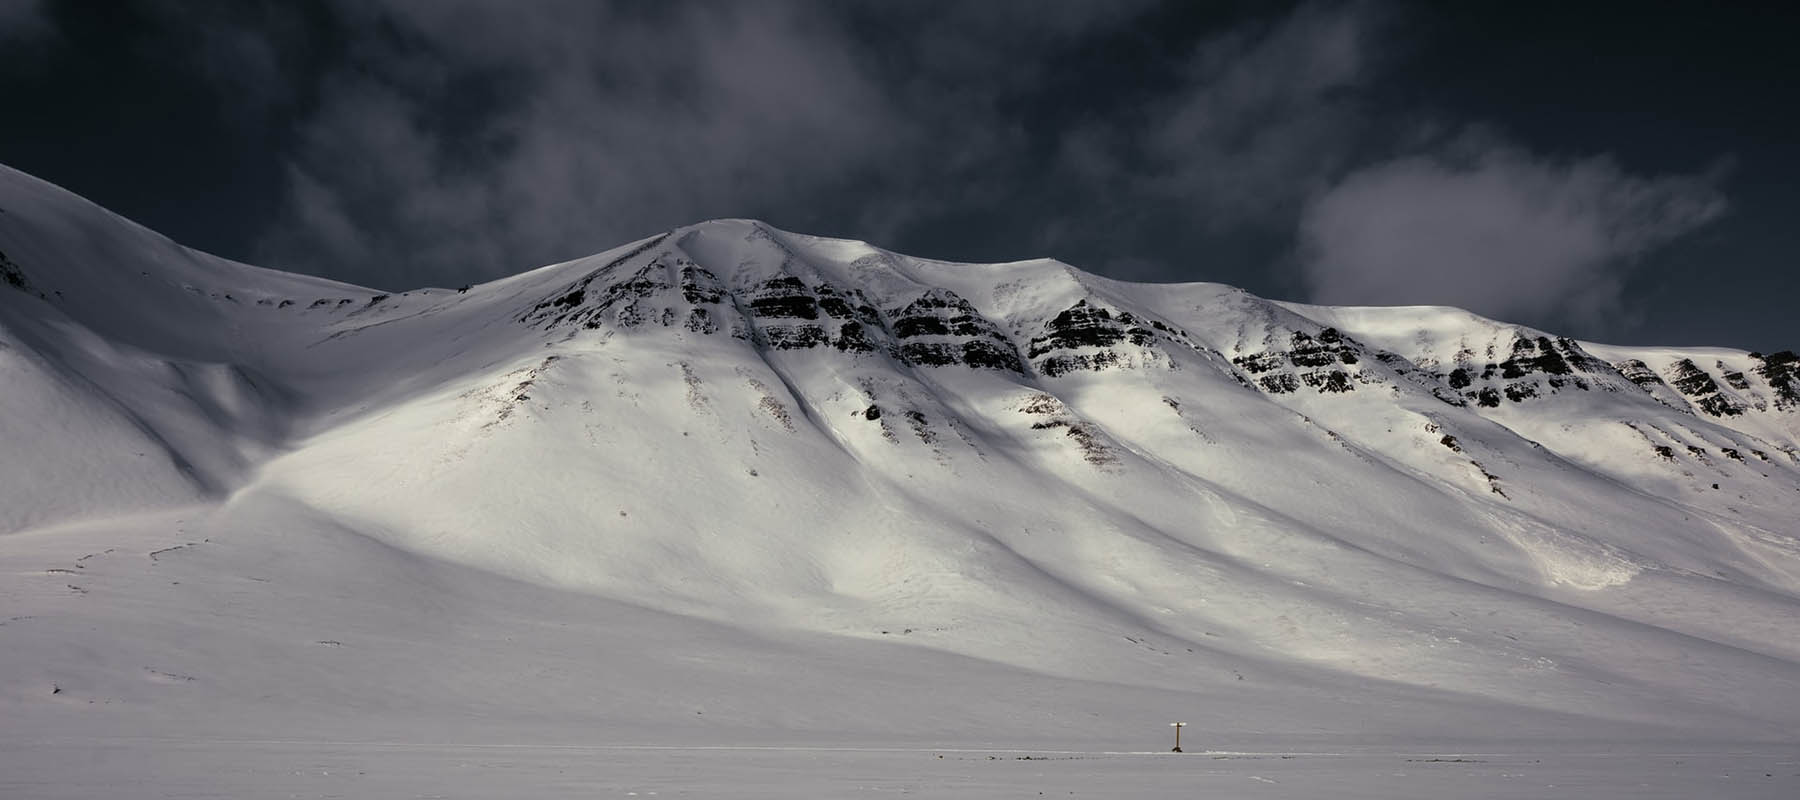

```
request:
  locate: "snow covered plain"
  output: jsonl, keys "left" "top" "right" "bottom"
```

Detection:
{"left": 3, "top": 162, "right": 1799, "bottom": 797}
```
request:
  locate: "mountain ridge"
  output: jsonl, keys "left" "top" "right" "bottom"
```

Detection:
{"left": 4, "top": 162, "right": 1800, "bottom": 749}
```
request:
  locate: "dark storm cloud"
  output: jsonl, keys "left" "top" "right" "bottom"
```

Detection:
{"left": 1141, "top": 1, "right": 1372, "bottom": 226}
{"left": 250, "top": 0, "right": 912, "bottom": 287}
{"left": 238, "top": 0, "right": 1399, "bottom": 289}
{"left": 238, "top": 0, "right": 1210, "bottom": 289}
{"left": 1299, "top": 132, "right": 1730, "bottom": 326}
{"left": 0, "top": 0, "right": 51, "bottom": 42}
{"left": 18, "top": 0, "right": 1767, "bottom": 347}
{"left": 141, "top": 1, "right": 311, "bottom": 122}
{"left": 162, "top": 0, "right": 1732, "bottom": 318}
{"left": 1040, "top": 0, "right": 1380, "bottom": 272}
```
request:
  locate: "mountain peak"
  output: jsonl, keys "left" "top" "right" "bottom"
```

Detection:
{"left": 5, "top": 162, "right": 1800, "bottom": 749}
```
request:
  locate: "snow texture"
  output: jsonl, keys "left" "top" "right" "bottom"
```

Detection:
{"left": 2, "top": 163, "right": 1799, "bottom": 797}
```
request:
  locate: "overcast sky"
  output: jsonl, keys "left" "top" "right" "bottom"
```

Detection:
{"left": 2, "top": 0, "right": 1795, "bottom": 350}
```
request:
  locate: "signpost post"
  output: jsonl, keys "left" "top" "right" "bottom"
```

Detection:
{"left": 1169, "top": 721, "right": 1187, "bottom": 753}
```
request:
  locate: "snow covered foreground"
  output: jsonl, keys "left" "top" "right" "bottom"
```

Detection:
{"left": 3, "top": 162, "right": 1799, "bottom": 796}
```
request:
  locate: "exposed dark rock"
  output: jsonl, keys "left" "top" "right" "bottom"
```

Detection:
{"left": 893, "top": 308, "right": 992, "bottom": 340}
{"left": 1259, "top": 374, "right": 1299, "bottom": 394}
{"left": 684, "top": 308, "right": 716, "bottom": 334}
{"left": 898, "top": 342, "right": 960, "bottom": 367}
{"left": 1233, "top": 327, "right": 1370, "bottom": 396}
{"left": 1753, "top": 351, "right": 1800, "bottom": 408}
{"left": 1664, "top": 358, "right": 1746, "bottom": 417}
{"left": 1498, "top": 336, "right": 1577, "bottom": 377}
{"left": 1287, "top": 330, "right": 1358, "bottom": 368}
{"left": 747, "top": 276, "right": 818, "bottom": 320}
{"left": 1696, "top": 394, "right": 1745, "bottom": 417}
{"left": 1504, "top": 383, "right": 1538, "bottom": 403}
{"left": 901, "top": 410, "right": 937, "bottom": 445}
{"left": 1039, "top": 350, "right": 1127, "bottom": 377}
{"left": 833, "top": 321, "right": 877, "bottom": 353}
{"left": 532, "top": 269, "right": 1010, "bottom": 367}
{"left": 518, "top": 233, "right": 672, "bottom": 330}
{"left": 1475, "top": 388, "right": 1501, "bottom": 408}
{"left": 817, "top": 285, "right": 882, "bottom": 325}
{"left": 611, "top": 296, "right": 651, "bottom": 328}
{"left": 590, "top": 270, "right": 664, "bottom": 321}
{"left": 1721, "top": 447, "right": 1744, "bottom": 462}
{"left": 893, "top": 314, "right": 950, "bottom": 338}
{"left": 1615, "top": 359, "right": 1666, "bottom": 389}
{"left": 1431, "top": 387, "right": 1469, "bottom": 407}
{"left": 1439, "top": 434, "right": 1462, "bottom": 452}
{"left": 678, "top": 265, "right": 724, "bottom": 304}
{"left": 1019, "top": 397, "right": 1116, "bottom": 466}
{"left": 883, "top": 289, "right": 1023, "bottom": 372}
{"left": 961, "top": 339, "right": 1025, "bottom": 372}
{"left": 1443, "top": 336, "right": 1608, "bottom": 405}
{"left": 1233, "top": 353, "right": 1284, "bottom": 374}
{"left": 1018, "top": 393, "right": 1061, "bottom": 416}
{"left": 1062, "top": 422, "right": 1118, "bottom": 466}
{"left": 0, "top": 248, "right": 40, "bottom": 298}
{"left": 762, "top": 324, "right": 830, "bottom": 350}
{"left": 1024, "top": 299, "right": 1201, "bottom": 376}
{"left": 523, "top": 265, "right": 665, "bottom": 330}
{"left": 1469, "top": 461, "right": 1508, "bottom": 498}
{"left": 817, "top": 294, "right": 855, "bottom": 320}
{"left": 1148, "top": 319, "right": 1189, "bottom": 338}
{"left": 1667, "top": 358, "right": 1721, "bottom": 396}
{"left": 864, "top": 405, "right": 881, "bottom": 420}
{"left": 1654, "top": 445, "right": 1675, "bottom": 460}
{"left": 1026, "top": 300, "right": 1154, "bottom": 359}
{"left": 1301, "top": 370, "right": 1354, "bottom": 393}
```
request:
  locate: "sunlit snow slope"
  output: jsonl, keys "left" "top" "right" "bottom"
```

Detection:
{"left": 4, "top": 162, "right": 1800, "bottom": 750}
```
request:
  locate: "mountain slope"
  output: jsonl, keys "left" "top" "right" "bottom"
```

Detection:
{"left": 3, "top": 163, "right": 1800, "bottom": 755}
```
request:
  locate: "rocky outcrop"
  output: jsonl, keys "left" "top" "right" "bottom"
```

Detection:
{"left": 1753, "top": 351, "right": 1800, "bottom": 409}
{"left": 884, "top": 289, "right": 1025, "bottom": 372}
{"left": 518, "top": 246, "right": 1027, "bottom": 373}
{"left": 1018, "top": 392, "right": 1116, "bottom": 466}
{"left": 1614, "top": 359, "right": 1666, "bottom": 390}
{"left": 1439, "top": 334, "right": 1613, "bottom": 408}
{"left": 517, "top": 234, "right": 675, "bottom": 331}
{"left": 1233, "top": 328, "right": 1361, "bottom": 395}
{"left": 1665, "top": 358, "right": 1744, "bottom": 417}
{"left": 1025, "top": 300, "right": 1157, "bottom": 376}
{"left": 0, "top": 248, "right": 45, "bottom": 300}
{"left": 509, "top": 235, "right": 1800, "bottom": 436}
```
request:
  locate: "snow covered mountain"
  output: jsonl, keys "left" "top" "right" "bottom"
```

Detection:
{"left": 4, "top": 160, "right": 1800, "bottom": 767}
